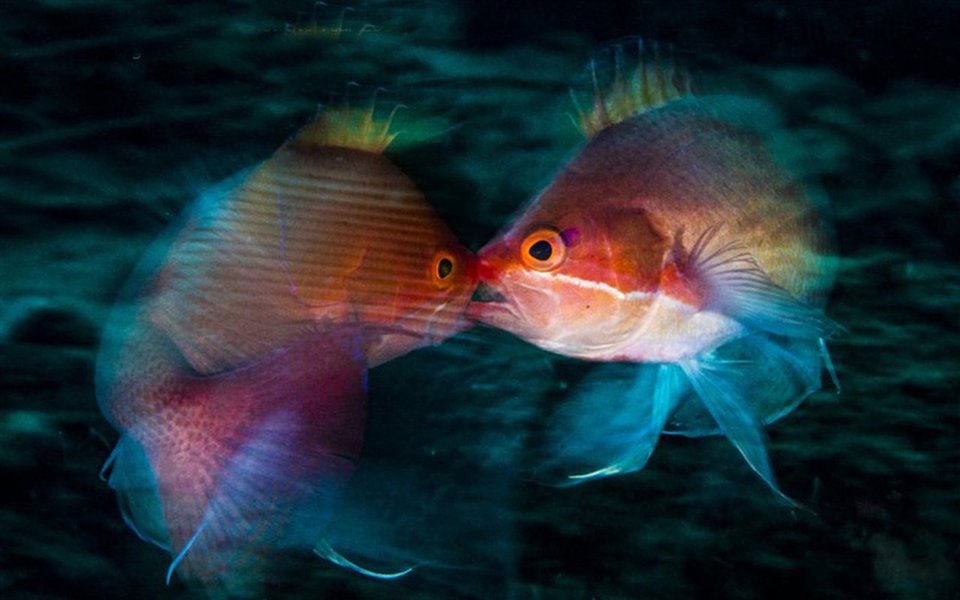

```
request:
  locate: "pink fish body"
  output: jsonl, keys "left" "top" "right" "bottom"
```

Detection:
{"left": 469, "top": 48, "right": 838, "bottom": 498}
{"left": 97, "top": 105, "right": 476, "bottom": 591}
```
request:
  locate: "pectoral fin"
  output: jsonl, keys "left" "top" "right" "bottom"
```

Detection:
{"left": 682, "top": 224, "right": 838, "bottom": 339}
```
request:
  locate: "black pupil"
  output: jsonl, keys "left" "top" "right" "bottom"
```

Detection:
{"left": 438, "top": 258, "right": 453, "bottom": 279}
{"left": 529, "top": 240, "right": 553, "bottom": 261}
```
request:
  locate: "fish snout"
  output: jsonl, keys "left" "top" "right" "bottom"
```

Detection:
{"left": 474, "top": 253, "right": 502, "bottom": 283}
{"left": 466, "top": 244, "right": 521, "bottom": 324}
{"left": 470, "top": 253, "right": 508, "bottom": 303}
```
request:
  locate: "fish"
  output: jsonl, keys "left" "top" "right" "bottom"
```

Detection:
{"left": 96, "top": 100, "right": 477, "bottom": 593}
{"left": 467, "top": 43, "right": 840, "bottom": 502}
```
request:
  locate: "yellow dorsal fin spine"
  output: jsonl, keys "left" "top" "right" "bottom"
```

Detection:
{"left": 293, "top": 89, "right": 404, "bottom": 154}
{"left": 571, "top": 39, "right": 693, "bottom": 138}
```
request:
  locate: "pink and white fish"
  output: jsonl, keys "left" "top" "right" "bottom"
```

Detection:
{"left": 468, "top": 45, "right": 839, "bottom": 501}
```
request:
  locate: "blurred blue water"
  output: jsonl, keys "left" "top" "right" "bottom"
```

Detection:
{"left": 2, "top": 1, "right": 958, "bottom": 598}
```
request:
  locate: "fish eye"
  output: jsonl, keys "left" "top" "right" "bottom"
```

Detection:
{"left": 529, "top": 240, "right": 552, "bottom": 260}
{"left": 432, "top": 251, "right": 457, "bottom": 289}
{"left": 438, "top": 257, "right": 453, "bottom": 279}
{"left": 520, "top": 228, "right": 567, "bottom": 271}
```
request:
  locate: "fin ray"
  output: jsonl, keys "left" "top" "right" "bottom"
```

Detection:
{"left": 314, "top": 539, "right": 414, "bottom": 579}
{"left": 665, "top": 333, "right": 824, "bottom": 437}
{"left": 534, "top": 363, "right": 686, "bottom": 485}
{"left": 684, "top": 224, "right": 838, "bottom": 339}
{"left": 572, "top": 38, "right": 693, "bottom": 138}
{"left": 679, "top": 357, "right": 798, "bottom": 506}
{"left": 819, "top": 337, "right": 842, "bottom": 394}
{"left": 103, "top": 434, "right": 172, "bottom": 551}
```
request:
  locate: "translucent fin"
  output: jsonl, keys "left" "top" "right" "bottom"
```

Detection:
{"left": 293, "top": 96, "right": 403, "bottom": 154}
{"left": 127, "top": 330, "right": 367, "bottom": 593}
{"left": 684, "top": 224, "right": 839, "bottom": 339}
{"left": 321, "top": 457, "right": 516, "bottom": 598}
{"left": 315, "top": 340, "right": 524, "bottom": 598}
{"left": 679, "top": 357, "right": 799, "bottom": 507}
{"left": 570, "top": 38, "right": 693, "bottom": 138}
{"left": 819, "top": 337, "right": 842, "bottom": 395}
{"left": 666, "top": 333, "right": 822, "bottom": 436}
{"left": 166, "top": 523, "right": 204, "bottom": 585}
{"left": 532, "top": 363, "right": 685, "bottom": 485}
{"left": 314, "top": 539, "right": 414, "bottom": 579}
{"left": 101, "top": 434, "right": 171, "bottom": 551}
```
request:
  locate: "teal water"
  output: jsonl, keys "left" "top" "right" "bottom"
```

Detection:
{"left": 2, "top": 1, "right": 958, "bottom": 598}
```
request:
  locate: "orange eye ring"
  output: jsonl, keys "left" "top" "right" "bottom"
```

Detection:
{"left": 431, "top": 250, "right": 457, "bottom": 289}
{"left": 520, "top": 228, "right": 567, "bottom": 271}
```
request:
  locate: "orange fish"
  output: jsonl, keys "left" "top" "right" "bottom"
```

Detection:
{"left": 468, "top": 45, "right": 839, "bottom": 501}
{"left": 96, "top": 102, "right": 476, "bottom": 592}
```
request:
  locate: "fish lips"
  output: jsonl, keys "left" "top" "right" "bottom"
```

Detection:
{"left": 471, "top": 281, "right": 507, "bottom": 304}
{"left": 466, "top": 280, "right": 510, "bottom": 319}
{"left": 467, "top": 245, "right": 538, "bottom": 330}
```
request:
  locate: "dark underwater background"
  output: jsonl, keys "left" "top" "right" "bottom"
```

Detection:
{"left": 2, "top": 1, "right": 958, "bottom": 598}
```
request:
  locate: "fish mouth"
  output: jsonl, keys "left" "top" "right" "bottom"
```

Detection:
{"left": 466, "top": 280, "right": 516, "bottom": 324}
{"left": 471, "top": 281, "right": 507, "bottom": 303}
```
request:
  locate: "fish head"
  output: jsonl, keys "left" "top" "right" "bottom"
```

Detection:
{"left": 468, "top": 180, "right": 666, "bottom": 360}
{"left": 264, "top": 104, "right": 480, "bottom": 366}
{"left": 360, "top": 213, "right": 477, "bottom": 366}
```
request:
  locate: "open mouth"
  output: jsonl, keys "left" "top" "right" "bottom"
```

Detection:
{"left": 470, "top": 281, "right": 507, "bottom": 303}
{"left": 466, "top": 281, "right": 515, "bottom": 324}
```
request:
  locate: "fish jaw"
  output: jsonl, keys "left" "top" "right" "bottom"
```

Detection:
{"left": 353, "top": 235, "right": 479, "bottom": 367}
{"left": 466, "top": 289, "right": 525, "bottom": 334}
{"left": 366, "top": 299, "right": 478, "bottom": 368}
{"left": 467, "top": 268, "right": 558, "bottom": 339}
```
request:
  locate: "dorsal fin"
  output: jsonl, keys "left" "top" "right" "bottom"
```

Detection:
{"left": 292, "top": 89, "right": 404, "bottom": 154}
{"left": 570, "top": 39, "right": 693, "bottom": 138}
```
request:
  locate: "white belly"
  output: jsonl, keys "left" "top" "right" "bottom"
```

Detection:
{"left": 617, "top": 294, "right": 744, "bottom": 363}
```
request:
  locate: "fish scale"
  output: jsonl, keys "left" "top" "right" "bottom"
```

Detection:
{"left": 96, "top": 104, "right": 477, "bottom": 593}
{"left": 468, "top": 47, "right": 838, "bottom": 502}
